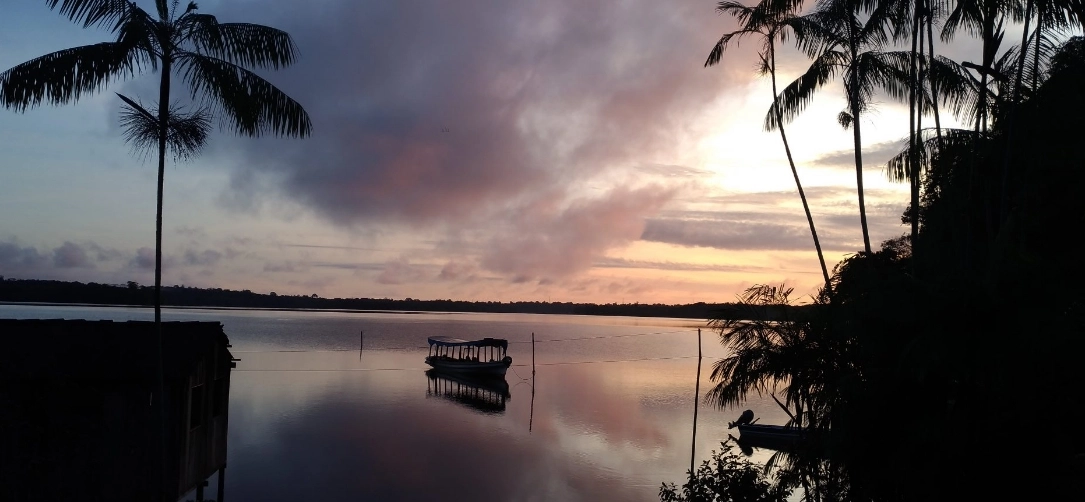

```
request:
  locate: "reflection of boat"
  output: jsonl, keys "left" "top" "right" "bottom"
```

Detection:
{"left": 426, "top": 369, "right": 510, "bottom": 414}
{"left": 425, "top": 336, "right": 512, "bottom": 375}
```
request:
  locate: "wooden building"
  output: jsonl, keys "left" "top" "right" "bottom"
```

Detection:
{"left": 0, "top": 319, "right": 235, "bottom": 502}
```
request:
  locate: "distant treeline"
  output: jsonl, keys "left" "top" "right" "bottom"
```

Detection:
{"left": 0, "top": 277, "right": 811, "bottom": 320}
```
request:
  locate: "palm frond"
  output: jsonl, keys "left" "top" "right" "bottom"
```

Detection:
{"left": 117, "top": 92, "right": 211, "bottom": 160}
{"left": 764, "top": 50, "right": 844, "bottom": 131}
{"left": 715, "top": 1, "right": 757, "bottom": 24}
{"left": 182, "top": 15, "right": 299, "bottom": 70}
{"left": 785, "top": 13, "right": 844, "bottom": 58}
{"left": 176, "top": 52, "right": 311, "bottom": 137}
{"left": 154, "top": 0, "right": 170, "bottom": 20}
{"left": 45, "top": 0, "right": 128, "bottom": 29}
{"left": 855, "top": 50, "right": 913, "bottom": 105}
{"left": 884, "top": 127, "right": 977, "bottom": 182}
{"left": 0, "top": 42, "right": 140, "bottom": 111}
{"left": 705, "top": 29, "right": 762, "bottom": 67}
{"left": 927, "top": 55, "right": 974, "bottom": 118}
{"left": 838, "top": 110, "right": 853, "bottom": 129}
{"left": 858, "top": 0, "right": 897, "bottom": 48}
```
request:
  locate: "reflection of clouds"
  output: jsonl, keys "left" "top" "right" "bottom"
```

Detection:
{"left": 227, "top": 369, "right": 647, "bottom": 501}
{"left": 534, "top": 365, "right": 670, "bottom": 450}
{"left": 202, "top": 312, "right": 797, "bottom": 499}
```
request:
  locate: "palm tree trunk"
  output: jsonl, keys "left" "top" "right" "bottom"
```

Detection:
{"left": 1001, "top": 0, "right": 1034, "bottom": 224}
{"left": 155, "top": 51, "right": 172, "bottom": 502}
{"left": 927, "top": 10, "right": 942, "bottom": 141}
{"left": 909, "top": 3, "right": 921, "bottom": 252}
{"left": 848, "top": 28, "right": 872, "bottom": 254}
{"left": 770, "top": 39, "right": 831, "bottom": 290}
{"left": 1031, "top": 17, "right": 1042, "bottom": 92}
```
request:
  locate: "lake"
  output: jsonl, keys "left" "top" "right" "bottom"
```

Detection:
{"left": 0, "top": 304, "right": 788, "bottom": 501}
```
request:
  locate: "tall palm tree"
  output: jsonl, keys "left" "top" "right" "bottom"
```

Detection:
{"left": 768, "top": 0, "right": 910, "bottom": 254}
{"left": 1, "top": 3, "right": 310, "bottom": 496}
{"left": 706, "top": 0, "right": 833, "bottom": 291}
{"left": 1, "top": 0, "right": 310, "bottom": 327}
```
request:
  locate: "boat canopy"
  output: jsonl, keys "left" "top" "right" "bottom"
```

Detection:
{"left": 427, "top": 336, "right": 508, "bottom": 350}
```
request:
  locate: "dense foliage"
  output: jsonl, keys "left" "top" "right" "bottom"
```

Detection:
{"left": 682, "top": 0, "right": 1085, "bottom": 499}
{"left": 660, "top": 441, "right": 789, "bottom": 502}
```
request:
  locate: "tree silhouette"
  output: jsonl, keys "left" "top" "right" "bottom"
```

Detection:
{"left": 1, "top": 0, "right": 309, "bottom": 335}
{"left": 767, "top": 0, "right": 911, "bottom": 254}
{"left": 705, "top": 0, "right": 832, "bottom": 290}
{"left": 1, "top": 2, "right": 310, "bottom": 496}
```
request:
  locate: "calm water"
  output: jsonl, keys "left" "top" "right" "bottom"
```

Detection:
{"left": 0, "top": 304, "right": 788, "bottom": 501}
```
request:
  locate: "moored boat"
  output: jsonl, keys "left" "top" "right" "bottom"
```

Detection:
{"left": 425, "top": 336, "right": 512, "bottom": 375}
{"left": 728, "top": 410, "right": 816, "bottom": 453}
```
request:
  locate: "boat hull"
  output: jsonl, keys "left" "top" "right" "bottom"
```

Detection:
{"left": 424, "top": 356, "right": 512, "bottom": 376}
{"left": 736, "top": 424, "right": 802, "bottom": 451}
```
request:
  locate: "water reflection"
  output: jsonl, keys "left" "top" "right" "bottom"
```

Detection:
{"left": 1, "top": 306, "right": 791, "bottom": 501}
{"left": 227, "top": 366, "right": 654, "bottom": 502}
{"left": 425, "top": 369, "right": 511, "bottom": 414}
{"left": 0, "top": 319, "right": 233, "bottom": 502}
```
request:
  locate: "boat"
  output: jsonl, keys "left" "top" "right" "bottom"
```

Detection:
{"left": 425, "top": 369, "right": 510, "bottom": 414}
{"left": 729, "top": 410, "right": 805, "bottom": 452}
{"left": 735, "top": 424, "right": 803, "bottom": 451}
{"left": 425, "top": 336, "right": 512, "bottom": 375}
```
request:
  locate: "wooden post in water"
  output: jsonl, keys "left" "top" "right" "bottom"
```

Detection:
{"left": 359, "top": 330, "right": 364, "bottom": 360}
{"left": 690, "top": 328, "right": 702, "bottom": 476}
{"left": 530, "top": 332, "right": 536, "bottom": 432}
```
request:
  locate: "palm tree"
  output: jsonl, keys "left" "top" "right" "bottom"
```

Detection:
{"left": 768, "top": 0, "right": 911, "bottom": 254}
{"left": 1, "top": 0, "right": 310, "bottom": 328}
{"left": 1, "top": 3, "right": 310, "bottom": 496}
{"left": 705, "top": 0, "right": 833, "bottom": 291}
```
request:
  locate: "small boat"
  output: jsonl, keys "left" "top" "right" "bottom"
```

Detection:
{"left": 736, "top": 424, "right": 802, "bottom": 448}
{"left": 729, "top": 410, "right": 804, "bottom": 452}
{"left": 425, "top": 336, "right": 512, "bottom": 375}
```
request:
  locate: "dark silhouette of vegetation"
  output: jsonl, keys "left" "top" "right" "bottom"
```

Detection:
{"left": 0, "top": 0, "right": 311, "bottom": 330}
{"left": 2, "top": 2, "right": 309, "bottom": 497}
{"left": 676, "top": 1, "right": 1085, "bottom": 500}
{"left": 660, "top": 440, "right": 789, "bottom": 502}
{"left": 705, "top": 0, "right": 833, "bottom": 289}
{"left": 0, "top": 277, "right": 818, "bottom": 320}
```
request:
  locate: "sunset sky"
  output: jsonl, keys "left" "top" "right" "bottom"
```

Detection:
{"left": 0, "top": 0, "right": 966, "bottom": 304}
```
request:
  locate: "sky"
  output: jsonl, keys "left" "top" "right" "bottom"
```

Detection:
{"left": 0, "top": 0, "right": 957, "bottom": 304}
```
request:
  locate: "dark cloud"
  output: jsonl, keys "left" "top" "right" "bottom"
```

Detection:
{"left": 183, "top": 249, "right": 223, "bottom": 266}
{"left": 593, "top": 257, "right": 816, "bottom": 275}
{"left": 0, "top": 239, "right": 129, "bottom": 282}
{"left": 641, "top": 185, "right": 909, "bottom": 253}
{"left": 376, "top": 258, "right": 430, "bottom": 285}
{"left": 131, "top": 247, "right": 155, "bottom": 270}
{"left": 642, "top": 217, "right": 826, "bottom": 251}
{"left": 263, "top": 261, "right": 308, "bottom": 273}
{"left": 633, "top": 163, "right": 714, "bottom": 178}
{"left": 175, "top": 226, "right": 207, "bottom": 239}
{"left": 479, "top": 185, "right": 677, "bottom": 281}
{"left": 811, "top": 140, "right": 907, "bottom": 170}
{"left": 52, "top": 241, "right": 92, "bottom": 268}
{"left": 281, "top": 243, "right": 383, "bottom": 252}
{"left": 438, "top": 261, "right": 476, "bottom": 281}
{"left": 86, "top": 242, "right": 124, "bottom": 262}
{"left": 216, "top": 0, "right": 734, "bottom": 228}
{"left": 0, "top": 240, "right": 48, "bottom": 271}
